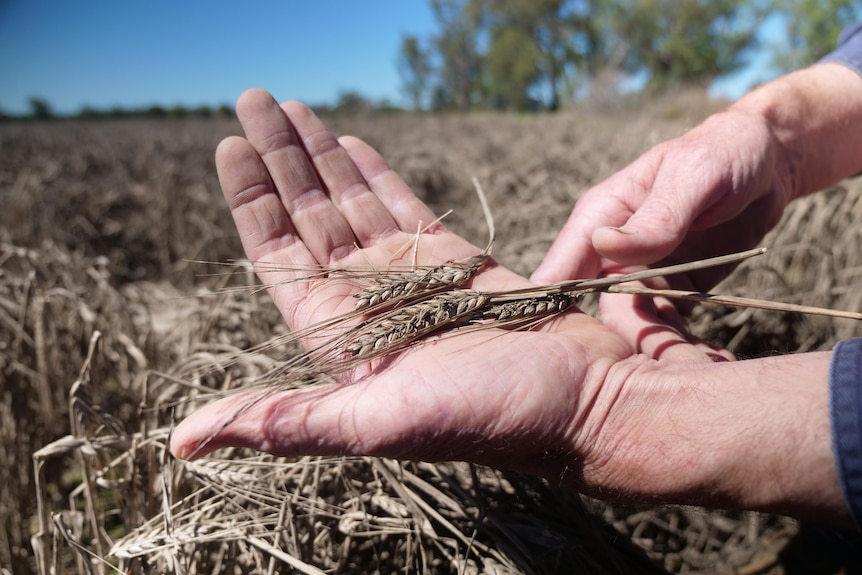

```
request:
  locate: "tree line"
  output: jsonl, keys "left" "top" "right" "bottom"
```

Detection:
{"left": 0, "top": 98, "right": 238, "bottom": 121}
{"left": 2, "top": 91, "right": 400, "bottom": 122}
{"left": 8, "top": 0, "right": 860, "bottom": 120}
{"left": 398, "top": 0, "right": 862, "bottom": 111}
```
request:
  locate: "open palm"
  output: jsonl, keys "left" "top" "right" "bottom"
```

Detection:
{"left": 170, "top": 89, "right": 721, "bottom": 493}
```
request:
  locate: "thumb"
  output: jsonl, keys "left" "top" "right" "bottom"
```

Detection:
{"left": 170, "top": 385, "right": 396, "bottom": 461}
{"left": 531, "top": 181, "right": 699, "bottom": 284}
{"left": 169, "top": 377, "right": 465, "bottom": 462}
{"left": 592, "top": 187, "right": 703, "bottom": 266}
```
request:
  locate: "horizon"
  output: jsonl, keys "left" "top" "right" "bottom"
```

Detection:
{"left": 1, "top": 1, "right": 785, "bottom": 117}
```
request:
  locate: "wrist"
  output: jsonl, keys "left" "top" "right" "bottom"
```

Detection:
{"left": 578, "top": 356, "right": 731, "bottom": 504}
{"left": 580, "top": 353, "right": 849, "bottom": 524}
{"left": 729, "top": 64, "right": 862, "bottom": 201}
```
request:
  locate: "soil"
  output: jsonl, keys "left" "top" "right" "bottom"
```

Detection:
{"left": 2, "top": 92, "right": 861, "bottom": 574}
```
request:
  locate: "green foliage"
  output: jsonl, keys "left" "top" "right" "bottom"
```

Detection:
{"left": 78, "top": 106, "right": 102, "bottom": 119}
{"left": 314, "top": 91, "right": 403, "bottom": 116}
{"left": 404, "top": 0, "right": 861, "bottom": 109}
{"left": 609, "top": 0, "right": 764, "bottom": 89}
{"left": 404, "top": 0, "right": 764, "bottom": 110}
{"left": 168, "top": 105, "right": 189, "bottom": 118}
{"left": 216, "top": 104, "right": 235, "bottom": 118}
{"left": 28, "top": 97, "right": 53, "bottom": 119}
{"left": 5, "top": 99, "right": 238, "bottom": 121}
{"left": 334, "top": 90, "right": 372, "bottom": 114}
{"left": 484, "top": 26, "right": 542, "bottom": 110}
{"left": 770, "top": 0, "right": 862, "bottom": 71}
{"left": 398, "top": 35, "right": 433, "bottom": 109}
{"left": 430, "top": 0, "right": 484, "bottom": 110}
{"left": 146, "top": 105, "right": 167, "bottom": 118}
{"left": 192, "top": 105, "right": 213, "bottom": 118}
{"left": 475, "top": 0, "right": 610, "bottom": 109}
{"left": 400, "top": 0, "right": 611, "bottom": 111}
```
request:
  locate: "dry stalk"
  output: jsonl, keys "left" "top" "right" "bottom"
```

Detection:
{"left": 353, "top": 177, "right": 495, "bottom": 313}
{"left": 344, "top": 250, "right": 719, "bottom": 362}
{"left": 216, "top": 245, "right": 862, "bottom": 393}
{"left": 353, "top": 254, "right": 489, "bottom": 309}
{"left": 288, "top": 248, "right": 771, "bottom": 371}
{"left": 180, "top": 179, "right": 498, "bottom": 385}
{"left": 346, "top": 289, "right": 491, "bottom": 358}
{"left": 606, "top": 284, "right": 862, "bottom": 321}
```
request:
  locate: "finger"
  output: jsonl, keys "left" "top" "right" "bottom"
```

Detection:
{"left": 340, "top": 134, "right": 497, "bottom": 270}
{"left": 170, "top": 378, "right": 472, "bottom": 463}
{"left": 216, "top": 135, "right": 353, "bottom": 331}
{"left": 591, "top": 192, "right": 699, "bottom": 267}
{"left": 338, "top": 135, "right": 440, "bottom": 233}
{"left": 216, "top": 135, "right": 316, "bottom": 281}
{"left": 168, "top": 321, "right": 599, "bottom": 464}
{"left": 599, "top": 288, "right": 733, "bottom": 363}
{"left": 280, "top": 101, "right": 403, "bottom": 249}
{"left": 530, "top": 175, "right": 638, "bottom": 284}
{"left": 590, "top": 146, "right": 725, "bottom": 266}
{"left": 236, "top": 89, "right": 356, "bottom": 264}
{"left": 532, "top": 146, "right": 718, "bottom": 285}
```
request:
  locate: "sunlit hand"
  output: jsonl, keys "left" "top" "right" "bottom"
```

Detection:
{"left": 530, "top": 109, "right": 790, "bottom": 290}
{"left": 168, "top": 89, "right": 727, "bottom": 501}
{"left": 532, "top": 62, "right": 862, "bottom": 295}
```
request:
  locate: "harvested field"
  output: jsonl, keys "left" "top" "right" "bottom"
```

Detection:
{"left": 2, "top": 93, "right": 862, "bottom": 574}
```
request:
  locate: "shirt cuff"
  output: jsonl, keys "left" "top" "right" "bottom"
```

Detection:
{"left": 830, "top": 336, "right": 862, "bottom": 527}
{"left": 819, "top": 23, "right": 862, "bottom": 78}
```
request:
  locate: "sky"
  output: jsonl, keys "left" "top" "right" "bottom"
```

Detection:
{"left": 0, "top": 0, "right": 436, "bottom": 115}
{"left": 0, "top": 0, "right": 782, "bottom": 116}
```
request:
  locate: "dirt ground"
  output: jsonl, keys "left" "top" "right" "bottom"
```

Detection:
{"left": 2, "top": 93, "right": 862, "bottom": 574}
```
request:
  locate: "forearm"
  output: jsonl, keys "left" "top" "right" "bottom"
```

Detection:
{"left": 585, "top": 352, "right": 849, "bottom": 524}
{"left": 729, "top": 62, "right": 862, "bottom": 201}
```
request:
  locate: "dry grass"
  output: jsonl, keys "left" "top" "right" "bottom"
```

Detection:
{"left": 2, "top": 103, "right": 862, "bottom": 574}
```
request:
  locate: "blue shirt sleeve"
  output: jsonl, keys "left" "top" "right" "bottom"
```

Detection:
{"left": 830, "top": 336, "right": 862, "bottom": 527}
{"left": 819, "top": 23, "right": 862, "bottom": 77}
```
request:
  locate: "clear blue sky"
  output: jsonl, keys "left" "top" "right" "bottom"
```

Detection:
{"left": 0, "top": 0, "right": 436, "bottom": 115}
{"left": 0, "top": 0, "right": 782, "bottom": 116}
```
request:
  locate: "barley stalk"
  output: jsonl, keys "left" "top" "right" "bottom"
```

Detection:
{"left": 189, "top": 183, "right": 861, "bottom": 408}
{"left": 346, "top": 289, "right": 490, "bottom": 358}
{"left": 236, "top": 246, "right": 862, "bottom": 387}
{"left": 481, "top": 292, "right": 575, "bottom": 323}
{"left": 353, "top": 178, "right": 495, "bottom": 311}
{"left": 606, "top": 284, "right": 862, "bottom": 320}
{"left": 353, "top": 254, "right": 489, "bottom": 309}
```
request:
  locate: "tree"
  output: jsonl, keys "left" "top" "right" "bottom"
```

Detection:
{"left": 28, "top": 97, "right": 53, "bottom": 119}
{"left": 771, "top": 0, "right": 862, "bottom": 71}
{"left": 484, "top": 26, "right": 542, "bottom": 110}
{"left": 333, "top": 90, "right": 372, "bottom": 114}
{"left": 216, "top": 104, "right": 235, "bottom": 118}
{"left": 430, "top": 0, "right": 484, "bottom": 110}
{"left": 398, "top": 35, "right": 433, "bottom": 110}
{"left": 145, "top": 105, "right": 167, "bottom": 118}
{"left": 476, "top": 0, "right": 610, "bottom": 109}
{"left": 408, "top": 0, "right": 612, "bottom": 111}
{"left": 608, "top": 0, "right": 763, "bottom": 89}
{"left": 407, "top": 0, "right": 770, "bottom": 109}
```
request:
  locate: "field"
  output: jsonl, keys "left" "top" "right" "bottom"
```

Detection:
{"left": 2, "top": 93, "right": 862, "bottom": 574}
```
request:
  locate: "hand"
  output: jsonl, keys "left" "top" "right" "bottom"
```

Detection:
{"left": 169, "top": 90, "right": 845, "bottom": 524}
{"left": 532, "top": 63, "right": 862, "bottom": 290}
{"left": 168, "top": 89, "right": 726, "bottom": 500}
{"left": 531, "top": 109, "right": 791, "bottom": 290}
